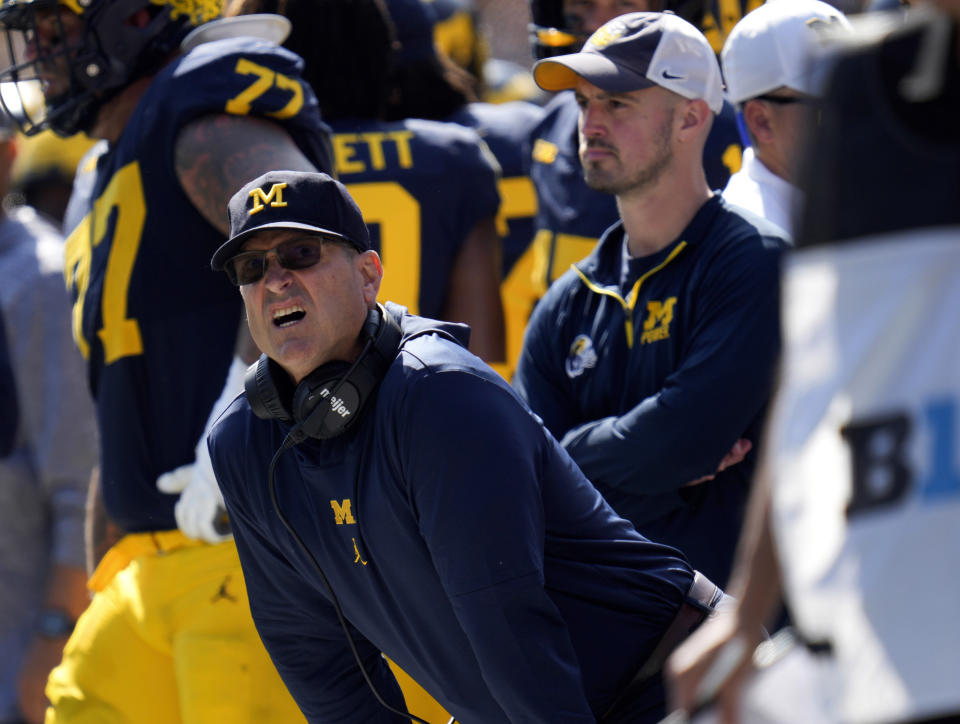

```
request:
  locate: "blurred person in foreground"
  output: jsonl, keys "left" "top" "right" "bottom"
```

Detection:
{"left": 667, "top": 3, "right": 960, "bottom": 722}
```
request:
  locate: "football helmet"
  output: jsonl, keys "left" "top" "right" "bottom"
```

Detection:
{"left": 528, "top": 0, "right": 754, "bottom": 59}
{"left": 0, "top": 0, "right": 223, "bottom": 136}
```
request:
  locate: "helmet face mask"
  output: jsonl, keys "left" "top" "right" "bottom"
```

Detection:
{"left": 0, "top": 1, "right": 99, "bottom": 136}
{"left": 0, "top": 0, "right": 223, "bottom": 137}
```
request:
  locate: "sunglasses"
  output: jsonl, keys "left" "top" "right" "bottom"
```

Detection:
{"left": 225, "top": 236, "right": 354, "bottom": 286}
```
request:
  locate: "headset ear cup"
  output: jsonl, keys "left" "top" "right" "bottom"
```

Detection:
{"left": 292, "top": 362, "right": 358, "bottom": 439}
{"left": 245, "top": 355, "right": 294, "bottom": 421}
{"left": 361, "top": 306, "right": 381, "bottom": 342}
{"left": 292, "top": 306, "right": 403, "bottom": 440}
{"left": 253, "top": 306, "right": 404, "bottom": 439}
{"left": 370, "top": 303, "right": 402, "bottom": 367}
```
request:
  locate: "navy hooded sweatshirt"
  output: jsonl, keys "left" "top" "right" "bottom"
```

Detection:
{"left": 209, "top": 303, "right": 695, "bottom": 723}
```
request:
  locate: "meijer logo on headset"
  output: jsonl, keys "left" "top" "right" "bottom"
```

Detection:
{"left": 319, "top": 386, "right": 353, "bottom": 418}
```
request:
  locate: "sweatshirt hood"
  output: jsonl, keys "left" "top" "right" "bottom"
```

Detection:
{"left": 383, "top": 301, "right": 472, "bottom": 350}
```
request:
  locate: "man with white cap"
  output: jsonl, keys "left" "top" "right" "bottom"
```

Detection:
{"left": 514, "top": 12, "right": 786, "bottom": 592}
{"left": 720, "top": 0, "right": 851, "bottom": 240}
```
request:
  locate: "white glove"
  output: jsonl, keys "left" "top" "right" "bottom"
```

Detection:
{"left": 156, "top": 356, "right": 248, "bottom": 543}
{"left": 156, "top": 449, "right": 230, "bottom": 543}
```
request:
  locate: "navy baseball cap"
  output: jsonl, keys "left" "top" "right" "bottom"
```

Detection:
{"left": 211, "top": 171, "right": 372, "bottom": 271}
{"left": 533, "top": 12, "right": 724, "bottom": 114}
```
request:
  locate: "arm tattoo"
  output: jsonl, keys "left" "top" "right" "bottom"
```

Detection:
{"left": 175, "top": 114, "right": 318, "bottom": 235}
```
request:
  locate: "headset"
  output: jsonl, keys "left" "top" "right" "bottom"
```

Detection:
{"left": 246, "top": 304, "right": 455, "bottom": 724}
{"left": 245, "top": 303, "right": 403, "bottom": 441}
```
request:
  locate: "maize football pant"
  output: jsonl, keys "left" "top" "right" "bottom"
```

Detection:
{"left": 45, "top": 535, "right": 306, "bottom": 724}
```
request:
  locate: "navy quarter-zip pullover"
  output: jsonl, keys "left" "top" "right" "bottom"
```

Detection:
{"left": 209, "top": 304, "right": 696, "bottom": 723}
{"left": 514, "top": 196, "right": 786, "bottom": 586}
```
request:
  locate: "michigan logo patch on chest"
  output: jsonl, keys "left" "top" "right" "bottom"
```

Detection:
{"left": 640, "top": 297, "right": 677, "bottom": 344}
{"left": 565, "top": 334, "right": 598, "bottom": 379}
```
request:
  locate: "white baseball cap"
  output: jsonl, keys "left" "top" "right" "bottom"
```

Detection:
{"left": 533, "top": 12, "right": 724, "bottom": 114}
{"left": 721, "top": 0, "right": 852, "bottom": 105}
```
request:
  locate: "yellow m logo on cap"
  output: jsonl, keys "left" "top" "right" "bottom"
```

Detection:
{"left": 588, "top": 19, "right": 627, "bottom": 49}
{"left": 249, "top": 182, "right": 288, "bottom": 215}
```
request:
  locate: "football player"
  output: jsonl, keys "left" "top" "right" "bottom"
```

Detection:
{"left": 0, "top": 0, "right": 331, "bottom": 720}
{"left": 229, "top": 0, "right": 508, "bottom": 369}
